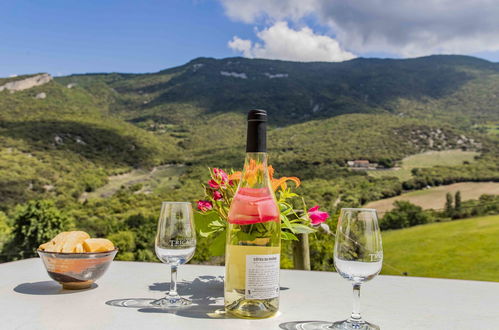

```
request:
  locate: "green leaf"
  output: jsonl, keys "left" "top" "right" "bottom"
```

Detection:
{"left": 291, "top": 223, "right": 316, "bottom": 234}
{"left": 280, "top": 214, "right": 295, "bottom": 233}
{"left": 194, "top": 211, "right": 223, "bottom": 237}
{"left": 279, "top": 189, "right": 298, "bottom": 201}
{"left": 209, "top": 231, "right": 226, "bottom": 256}
{"left": 211, "top": 220, "right": 226, "bottom": 228}
{"left": 281, "top": 231, "right": 298, "bottom": 241}
{"left": 235, "top": 229, "right": 258, "bottom": 242}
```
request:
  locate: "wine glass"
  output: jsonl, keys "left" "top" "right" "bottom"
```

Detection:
{"left": 278, "top": 208, "right": 382, "bottom": 330}
{"left": 152, "top": 202, "right": 196, "bottom": 308}
{"left": 331, "top": 208, "right": 383, "bottom": 329}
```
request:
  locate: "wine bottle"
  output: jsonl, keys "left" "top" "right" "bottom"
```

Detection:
{"left": 224, "top": 109, "right": 281, "bottom": 319}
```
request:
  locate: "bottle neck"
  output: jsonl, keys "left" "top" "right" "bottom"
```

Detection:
{"left": 239, "top": 152, "right": 271, "bottom": 189}
{"left": 246, "top": 119, "right": 267, "bottom": 152}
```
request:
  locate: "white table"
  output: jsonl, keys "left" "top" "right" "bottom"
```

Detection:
{"left": 1, "top": 258, "right": 498, "bottom": 330}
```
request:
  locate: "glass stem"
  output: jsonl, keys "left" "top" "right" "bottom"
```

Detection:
{"left": 169, "top": 265, "right": 178, "bottom": 297}
{"left": 349, "top": 283, "right": 364, "bottom": 323}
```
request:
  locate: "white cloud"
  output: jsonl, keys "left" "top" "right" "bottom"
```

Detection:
{"left": 220, "top": 0, "right": 318, "bottom": 23}
{"left": 228, "top": 21, "right": 356, "bottom": 62}
{"left": 220, "top": 0, "right": 499, "bottom": 57}
{"left": 228, "top": 37, "right": 252, "bottom": 56}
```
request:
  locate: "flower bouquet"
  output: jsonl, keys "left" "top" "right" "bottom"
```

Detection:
{"left": 195, "top": 167, "right": 329, "bottom": 256}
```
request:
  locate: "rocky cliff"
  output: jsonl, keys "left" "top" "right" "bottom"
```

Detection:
{"left": 0, "top": 73, "right": 52, "bottom": 92}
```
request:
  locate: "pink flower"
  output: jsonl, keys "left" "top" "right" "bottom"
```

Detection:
{"left": 213, "top": 190, "right": 223, "bottom": 201}
{"left": 213, "top": 168, "right": 229, "bottom": 184}
{"left": 208, "top": 180, "right": 219, "bottom": 189}
{"left": 197, "top": 200, "right": 213, "bottom": 212}
{"left": 308, "top": 205, "right": 329, "bottom": 225}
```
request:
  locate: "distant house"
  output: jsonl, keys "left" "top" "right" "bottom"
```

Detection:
{"left": 352, "top": 160, "right": 370, "bottom": 168}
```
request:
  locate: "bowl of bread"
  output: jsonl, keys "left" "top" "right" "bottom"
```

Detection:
{"left": 37, "top": 231, "right": 117, "bottom": 289}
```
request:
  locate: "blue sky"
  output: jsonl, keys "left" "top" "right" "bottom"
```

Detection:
{"left": 1, "top": 0, "right": 498, "bottom": 77}
{"left": 0, "top": 0, "right": 250, "bottom": 76}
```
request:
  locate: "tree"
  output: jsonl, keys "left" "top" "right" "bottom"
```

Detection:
{"left": 380, "top": 201, "right": 429, "bottom": 230}
{"left": 445, "top": 192, "right": 454, "bottom": 218}
{"left": 454, "top": 191, "right": 462, "bottom": 219}
{"left": 378, "top": 158, "right": 394, "bottom": 168}
{"left": 5, "top": 200, "right": 72, "bottom": 260}
{"left": 0, "top": 211, "right": 11, "bottom": 253}
{"left": 107, "top": 230, "right": 136, "bottom": 261}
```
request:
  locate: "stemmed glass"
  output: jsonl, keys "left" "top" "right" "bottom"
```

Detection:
{"left": 330, "top": 208, "right": 383, "bottom": 329}
{"left": 152, "top": 202, "right": 196, "bottom": 308}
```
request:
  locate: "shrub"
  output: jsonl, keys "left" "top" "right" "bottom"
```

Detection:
{"left": 3, "top": 200, "right": 72, "bottom": 260}
{"left": 0, "top": 211, "right": 11, "bottom": 252}
{"left": 380, "top": 201, "right": 430, "bottom": 230}
{"left": 107, "top": 230, "right": 136, "bottom": 252}
{"left": 378, "top": 158, "right": 394, "bottom": 168}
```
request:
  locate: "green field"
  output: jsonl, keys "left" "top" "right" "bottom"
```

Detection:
{"left": 366, "top": 181, "right": 499, "bottom": 213}
{"left": 368, "top": 149, "right": 479, "bottom": 181}
{"left": 381, "top": 215, "right": 499, "bottom": 282}
{"left": 476, "top": 122, "right": 499, "bottom": 136}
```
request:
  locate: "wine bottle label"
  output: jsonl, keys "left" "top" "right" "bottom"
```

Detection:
{"left": 245, "top": 254, "right": 280, "bottom": 300}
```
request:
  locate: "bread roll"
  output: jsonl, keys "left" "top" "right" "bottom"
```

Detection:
{"left": 83, "top": 238, "right": 115, "bottom": 252}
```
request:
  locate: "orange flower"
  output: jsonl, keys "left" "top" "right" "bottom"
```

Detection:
{"left": 229, "top": 165, "right": 300, "bottom": 192}
{"left": 228, "top": 172, "right": 242, "bottom": 181}
{"left": 271, "top": 176, "right": 301, "bottom": 191}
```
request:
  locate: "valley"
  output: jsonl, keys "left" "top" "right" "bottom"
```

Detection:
{"left": 0, "top": 55, "right": 498, "bottom": 277}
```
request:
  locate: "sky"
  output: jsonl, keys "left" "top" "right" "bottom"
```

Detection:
{"left": 1, "top": 0, "right": 499, "bottom": 77}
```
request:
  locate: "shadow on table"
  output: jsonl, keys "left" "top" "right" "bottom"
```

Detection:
{"left": 14, "top": 281, "right": 98, "bottom": 295}
{"left": 137, "top": 304, "right": 229, "bottom": 319}
{"left": 106, "top": 275, "right": 230, "bottom": 319}
{"left": 149, "top": 275, "right": 224, "bottom": 307}
{"left": 280, "top": 321, "right": 332, "bottom": 329}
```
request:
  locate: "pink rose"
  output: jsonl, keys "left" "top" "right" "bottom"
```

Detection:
{"left": 213, "top": 168, "right": 229, "bottom": 184}
{"left": 308, "top": 205, "right": 329, "bottom": 225}
{"left": 197, "top": 200, "right": 213, "bottom": 212}
{"left": 208, "top": 180, "right": 219, "bottom": 189}
{"left": 213, "top": 190, "right": 223, "bottom": 201}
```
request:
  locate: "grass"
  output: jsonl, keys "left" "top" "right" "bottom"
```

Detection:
{"left": 365, "top": 181, "right": 499, "bottom": 212}
{"left": 482, "top": 122, "right": 499, "bottom": 136}
{"left": 84, "top": 164, "right": 185, "bottom": 199}
{"left": 368, "top": 149, "right": 479, "bottom": 181}
{"left": 381, "top": 215, "right": 499, "bottom": 282}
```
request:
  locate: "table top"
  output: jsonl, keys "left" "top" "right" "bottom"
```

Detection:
{"left": 1, "top": 258, "right": 498, "bottom": 330}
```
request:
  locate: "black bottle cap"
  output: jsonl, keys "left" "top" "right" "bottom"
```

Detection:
{"left": 246, "top": 109, "right": 267, "bottom": 152}
{"left": 248, "top": 109, "right": 267, "bottom": 121}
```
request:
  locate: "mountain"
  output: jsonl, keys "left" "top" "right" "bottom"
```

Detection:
{"left": 0, "top": 75, "right": 180, "bottom": 209}
{"left": 1, "top": 55, "right": 498, "bottom": 265}
{"left": 58, "top": 55, "right": 499, "bottom": 126}
{"left": 0, "top": 55, "right": 498, "bottom": 210}
{"left": 57, "top": 55, "right": 499, "bottom": 171}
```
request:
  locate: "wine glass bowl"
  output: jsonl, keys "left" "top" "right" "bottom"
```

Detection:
{"left": 153, "top": 201, "right": 196, "bottom": 308}
{"left": 334, "top": 208, "right": 383, "bottom": 283}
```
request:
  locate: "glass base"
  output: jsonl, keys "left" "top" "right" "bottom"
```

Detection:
{"left": 151, "top": 294, "right": 192, "bottom": 308}
{"left": 279, "top": 320, "right": 379, "bottom": 330}
{"left": 329, "top": 320, "right": 379, "bottom": 330}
